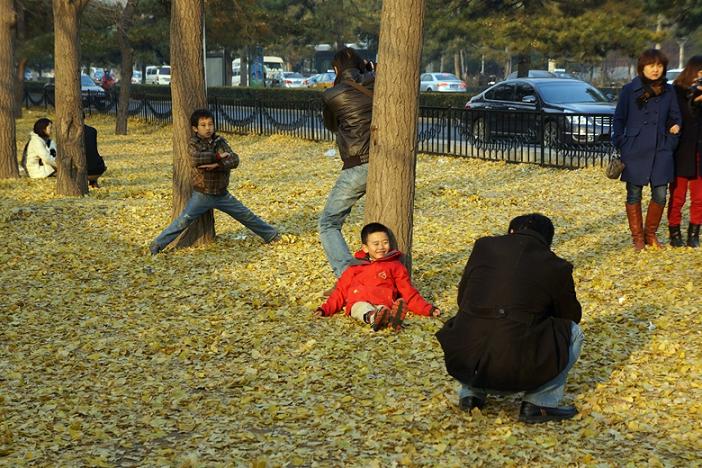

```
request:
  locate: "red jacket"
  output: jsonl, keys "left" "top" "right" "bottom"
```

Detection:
{"left": 319, "top": 249, "right": 434, "bottom": 317}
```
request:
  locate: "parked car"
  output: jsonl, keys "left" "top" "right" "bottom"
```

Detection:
{"left": 145, "top": 65, "right": 171, "bottom": 85}
{"left": 506, "top": 70, "right": 557, "bottom": 79}
{"left": 420, "top": 72, "right": 467, "bottom": 92}
{"left": 271, "top": 71, "right": 306, "bottom": 88}
{"left": 131, "top": 70, "right": 143, "bottom": 84}
{"left": 465, "top": 78, "right": 616, "bottom": 146}
{"left": 44, "top": 74, "right": 109, "bottom": 108}
{"left": 667, "top": 68, "right": 683, "bottom": 84}
{"left": 308, "top": 72, "right": 336, "bottom": 89}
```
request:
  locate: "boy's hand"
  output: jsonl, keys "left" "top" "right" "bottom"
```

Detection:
{"left": 312, "top": 308, "right": 324, "bottom": 317}
{"left": 430, "top": 307, "right": 441, "bottom": 317}
{"left": 669, "top": 124, "right": 680, "bottom": 135}
{"left": 198, "top": 163, "right": 219, "bottom": 171}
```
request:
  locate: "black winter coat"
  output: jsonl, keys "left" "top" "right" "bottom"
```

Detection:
{"left": 436, "top": 230, "right": 582, "bottom": 392}
{"left": 322, "top": 68, "right": 374, "bottom": 170}
{"left": 673, "top": 85, "right": 702, "bottom": 178}
{"left": 84, "top": 125, "right": 106, "bottom": 176}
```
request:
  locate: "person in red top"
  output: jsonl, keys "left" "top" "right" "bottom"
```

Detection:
{"left": 314, "top": 223, "right": 441, "bottom": 331}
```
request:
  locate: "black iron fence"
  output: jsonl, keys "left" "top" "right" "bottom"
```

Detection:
{"left": 24, "top": 89, "right": 618, "bottom": 169}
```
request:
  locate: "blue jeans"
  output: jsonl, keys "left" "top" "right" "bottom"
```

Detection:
{"left": 458, "top": 322, "right": 584, "bottom": 408}
{"left": 626, "top": 182, "right": 667, "bottom": 205}
{"left": 319, "top": 164, "right": 368, "bottom": 277}
{"left": 151, "top": 190, "right": 278, "bottom": 252}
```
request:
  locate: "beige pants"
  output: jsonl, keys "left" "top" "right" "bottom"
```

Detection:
{"left": 350, "top": 301, "right": 378, "bottom": 323}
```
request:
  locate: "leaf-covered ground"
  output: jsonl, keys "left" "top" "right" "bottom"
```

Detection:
{"left": 1, "top": 111, "right": 701, "bottom": 466}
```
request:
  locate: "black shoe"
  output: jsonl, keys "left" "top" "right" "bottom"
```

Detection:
{"left": 687, "top": 223, "right": 700, "bottom": 248}
{"left": 518, "top": 401, "right": 577, "bottom": 424}
{"left": 459, "top": 396, "right": 485, "bottom": 412}
{"left": 669, "top": 225, "right": 684, "bottom": 247}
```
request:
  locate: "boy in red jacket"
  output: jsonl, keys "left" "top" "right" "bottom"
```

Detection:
{"left": 314, "top": 223, "right": 441, "bottom": 331}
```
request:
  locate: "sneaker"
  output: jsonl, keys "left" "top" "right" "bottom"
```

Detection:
{"left": 148, "top": 242, "right": 161, "bottom": 256}
{"left": 388, "top": 299, "right": 408, "bottom": 332}
{"left": 371, "top": 306, "right": 391, "bottom": 332}
{"left": 459, "top": 396, "right": 485, "bottom": 412}
{"left": 518, "top": 401, "right": 578, "bottom": 424}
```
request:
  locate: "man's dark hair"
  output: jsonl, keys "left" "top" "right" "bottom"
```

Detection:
{"left": 361, "top": 222, "right": 390, "bottom": 245}
{"left": 508, "top": 213, "right": 555, "bottom": 246}
{"left": 332, "top": 47, "right": 365, "bottom": 75}
{"left": 190, "top": 109, "right": 214, "bottom": 128}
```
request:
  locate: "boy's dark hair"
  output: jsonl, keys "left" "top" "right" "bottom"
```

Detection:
{"left": 332, "top": 47, "right": 366, "bottom": 75}
{"left": 190, "top": 109, "right": 214, "bottom": 128}
{"left": 33, "top": 118, "right": 52, "bottom": 140}
{"left": 508, "top": 213, "right": 555, "bottom": 246}
{"left": 361, "top": 222, "right": 390, "bottom": 245}
{"left": 637, "top": 49, "right": 669, "bottom": 78}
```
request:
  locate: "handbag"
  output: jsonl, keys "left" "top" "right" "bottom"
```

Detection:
{"left": 605, "top": 155, "right": 625, "bottom": 179}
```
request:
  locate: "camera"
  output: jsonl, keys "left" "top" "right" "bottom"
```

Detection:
{"left": 364, "top": 60, "right": 375, "bottom": 73}
{"left": 688, "top": 77, "right": 702, "bottom": 100}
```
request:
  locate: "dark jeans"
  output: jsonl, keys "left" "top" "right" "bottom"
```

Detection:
{"left": 626, "top": 182, "right": 667, "bottom": 205}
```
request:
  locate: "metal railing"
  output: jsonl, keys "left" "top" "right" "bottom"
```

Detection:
{"left": 25, "top": 90, "right": 618, "bottom": 169}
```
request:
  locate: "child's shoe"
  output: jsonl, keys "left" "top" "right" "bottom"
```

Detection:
{"left": 388, "top": 299, "right": 408, "bottom": 332}
{"left": 370, "top": 306, "right": 391, "bottom": 332}
{"left": 148, "top": 242, "right": 161, "bottom": 256}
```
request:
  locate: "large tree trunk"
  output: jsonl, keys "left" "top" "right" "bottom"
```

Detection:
{"left": 170, "top": 0, "right": 214, "bottom": 248}
{"left": 53, "top": 0, "right": 88, "bottom": 196}
{"left": 116, "top": 0, "right": 136, "bottom": 135}
{"left": 0, "top": 0, "right": 19, "bottom": 179}
{"left": 365, "top": 0, "right": 425, "bottom": 272}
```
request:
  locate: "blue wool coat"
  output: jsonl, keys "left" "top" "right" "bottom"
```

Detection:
{"left": 612, "top": 76, "right": 682, "bottom": 186}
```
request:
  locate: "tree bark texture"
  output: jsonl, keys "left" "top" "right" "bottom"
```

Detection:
{"left": 170, "top": 0, "right": 214, "bottom": 248}
{"left": 53, "top": 0, "right": 88, "bottom": 196}
{"left": 0, "top": 0, "right": 19, "bottom": 178}
{"left": 365, "top": 0, "right": 425, "bottom": 272}
{"left": 115, "top": 0, "right": 136, "bottom": 135}
{"left": 13, "top": 1, "right": 25, "bottom": 118}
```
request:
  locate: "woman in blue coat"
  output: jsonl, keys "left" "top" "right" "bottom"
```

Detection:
{"left": 613, "top": 49, "right": 682, "bottom": 251}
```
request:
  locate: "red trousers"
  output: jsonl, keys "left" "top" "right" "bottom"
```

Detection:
{"left": 668, "top": 154, "right": 702, "bottom": 225}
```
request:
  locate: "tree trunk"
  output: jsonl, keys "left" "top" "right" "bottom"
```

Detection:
{"left": 365, "top": 0, "right": 425, "bottom": 272}
{"left": 0, "top": 0, "right": 19, "bottom": 178}
{"left": 170, "top": 0, "right": 214, "bottom": 249}
{"left": 517, "top": 53, "right": 530, "bottom": 78}
{"left": 223, "top": 48, "right": 232, "bottom": 87}
{"left": 53, "top": 0, "right": 88, "bottom": 196}
{"left": 240, "top": 48, "right": 248, "bottom": 87}
{"left": 677, "top": 38, "right": 686, "bottom": 69}
{"left": 15, "top": 57, "right": 27, "bottom": 118}
{"left": 453, "top": 52, "right": 460, "bottom": 78}
{"left": 115, "top": 0, "right": 136, "bottom": 135}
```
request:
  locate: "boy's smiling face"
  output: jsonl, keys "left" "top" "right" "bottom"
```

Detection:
{"left": 193, "top": 117, "right": 215, "bottom": 139}
{"left": 362, "top": 231, "right": 390, "bottom": 261}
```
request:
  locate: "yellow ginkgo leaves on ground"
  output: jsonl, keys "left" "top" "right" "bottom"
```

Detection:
{"left": 0, "top": 111, "right": 700, "bottom": 465}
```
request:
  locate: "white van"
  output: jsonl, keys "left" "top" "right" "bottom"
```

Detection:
{"left": 231, "top": 56, "right": 285, "bottom": 86}
{"left": 145, "top": 65, "right": 171, "bottom": 85}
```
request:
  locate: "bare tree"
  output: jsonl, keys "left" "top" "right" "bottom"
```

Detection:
{"left": 115, "top": 0, "right": 137, "bottom": 135}
{"left": 364, "top": 0, "right": 425, "bottom": 271}
{"left": 169, "top": 0, "right": 214, "bottom": 248}
{"left": 0, "top": 0, "right": 19, "bottom": 178}
{"left": 53, "top": 0, "right": 89, "bottom": 196}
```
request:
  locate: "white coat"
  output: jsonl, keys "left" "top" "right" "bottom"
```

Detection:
{"left": 25, "top": 132, "right": 57, "bottom": 178}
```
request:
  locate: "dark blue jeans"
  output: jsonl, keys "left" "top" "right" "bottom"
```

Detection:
{"left": 151, "top": 190, "right": 278, "bottom": 253}
{"left": 626, "top": 182, "right": 667, "bottom": 205}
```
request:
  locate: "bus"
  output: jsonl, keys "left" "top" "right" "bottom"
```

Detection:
{"left": 232, "top": 56, "right": 285, "bottom": 86}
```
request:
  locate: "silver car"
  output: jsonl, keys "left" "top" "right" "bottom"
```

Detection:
{"left": 274, "top": 71, "right": 305, "bottom": 88}
{"left": 420, "top": 72, "right": 467, "bottom": 92}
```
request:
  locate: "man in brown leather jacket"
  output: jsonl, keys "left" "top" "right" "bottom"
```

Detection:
{"left": 319, "top": 47, "right": 375, "bottom": 279}
{"left": 436, "top": 214, "right": 584, "bottom": 424}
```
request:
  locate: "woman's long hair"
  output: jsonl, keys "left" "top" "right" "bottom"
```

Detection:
{"left": 32, "top": 118, "right": 52, "bottom": 141}
{"left": 674, "top": 55, "right": 702, "bottom": 89}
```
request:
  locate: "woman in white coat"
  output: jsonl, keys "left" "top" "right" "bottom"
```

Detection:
{"left": 23, "top": 118, "right": 57, "bottom": 178}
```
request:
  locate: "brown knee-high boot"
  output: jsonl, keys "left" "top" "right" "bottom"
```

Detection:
{"left": 626, "top": 203, "right": 645, "bottom": 251}
{"left": 644, "top": 201, "right": 665, "bottom": 248}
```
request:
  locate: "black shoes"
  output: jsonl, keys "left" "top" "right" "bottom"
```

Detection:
{"left": 688, "top": 223, "right": 700, "bottom": 248}
{"left": 459, "top": 396, "right": 485, "bottom": 412}
{"left": 518, "top": 401, "right": 578, "bottom": 424}
{"left": 669, "top": 225, "right": 684, "bottom": 247}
